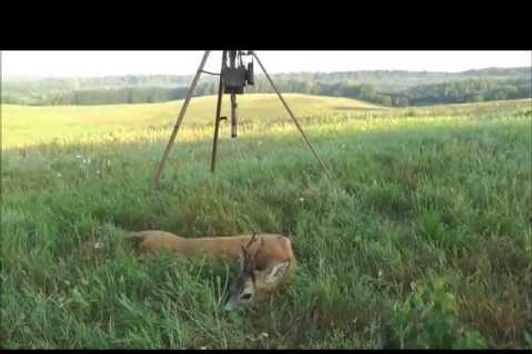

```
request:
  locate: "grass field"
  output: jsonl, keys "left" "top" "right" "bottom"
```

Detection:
{"left": 2, "top": 94, "right": 531, "bottom": 349}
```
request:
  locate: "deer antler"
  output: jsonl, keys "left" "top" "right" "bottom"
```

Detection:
{"left": 250, "top": 237, "right": 266, "bottom": 270}
{"left": 245, "top": 232, "right": 266, "bottom": 258}
{"left": 240, "top": 232, "right": 266, "bottom": 274}
{"left": 245, "top": 232, "right": 258, "bottom": 250}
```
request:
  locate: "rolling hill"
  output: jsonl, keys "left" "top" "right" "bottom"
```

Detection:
{"left": 2, "top": 94, "right": 385, "bottom": 148}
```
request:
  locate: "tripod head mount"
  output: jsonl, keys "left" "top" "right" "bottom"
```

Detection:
{"left": 222, "top": 50, "right": 254, "bottom": 95}
{"left": 219, "top": 50, "right": 255, "bottom": 138}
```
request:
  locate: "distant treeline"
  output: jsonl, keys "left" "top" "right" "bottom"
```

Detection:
{"left": 3, "top": 67, "right": 531, "bottom": 107}
{"left": 2, "top": 84, "right": 218, "bottom": 106}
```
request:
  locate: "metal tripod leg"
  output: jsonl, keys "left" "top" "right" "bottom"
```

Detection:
{"left": 250, "top": 51, "right": 332, "bottom": 178}
{"left": 210, "top": 50, "right": 226, "bottom": 172}
{"left": 152, "top": 51, "right": 210, "bottom": 192}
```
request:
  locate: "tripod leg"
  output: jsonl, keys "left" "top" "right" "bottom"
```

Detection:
{"left": 250, "top": 52, "right": 332, "bottom": 178}
{"left": 230, "top": 93, "right": 238, "bottom": 138}
{"left": 152, "top": 51, "right": 210, "bottom": 192}
{"left": 210, "top": 53, "right": 226, "bottom": 172}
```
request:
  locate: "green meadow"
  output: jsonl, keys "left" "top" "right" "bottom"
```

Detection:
{"left": 1, "top": 94, "right": 531, "bottom": 348}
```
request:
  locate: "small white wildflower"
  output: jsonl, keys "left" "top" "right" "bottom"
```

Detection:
{"left": 299, "top": 197, "right": 304, "bottom": 203}
{"left": 378, "top": 270, "right": 383, "bottom": 278}
{"left": 94, "top": 242, "right": 104, "bottom": 249}
{"left": 260, "top": 332, "right": 269, "bottom": 339}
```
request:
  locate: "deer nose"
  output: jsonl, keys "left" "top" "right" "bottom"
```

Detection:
{"left": 223, "top": 299, "right": 238, "bottom": 312}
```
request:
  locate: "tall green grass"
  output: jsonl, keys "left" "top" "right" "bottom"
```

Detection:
{"left": 1, "top": 96, "right": 531, "bottom": 348}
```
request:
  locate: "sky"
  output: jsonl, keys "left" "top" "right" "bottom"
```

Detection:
{"left": 1, "top": 51, "right": 530, "bottom": 80}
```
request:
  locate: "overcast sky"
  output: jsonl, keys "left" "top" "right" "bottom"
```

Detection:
{"left": 2, "top": 51, "right": 530, "bottom": 79}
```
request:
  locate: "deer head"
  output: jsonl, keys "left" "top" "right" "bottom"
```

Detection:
{"left": 223, "top": 233, "right": 291, "bottom": 312}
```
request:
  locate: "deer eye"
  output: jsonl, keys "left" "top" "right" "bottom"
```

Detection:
{"left": 240, "top": 293, "right": 252, "bottom": 300}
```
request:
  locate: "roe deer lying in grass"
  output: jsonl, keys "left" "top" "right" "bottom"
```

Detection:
{"left": 128, "top": 230, "right": 295, "bottom": 311}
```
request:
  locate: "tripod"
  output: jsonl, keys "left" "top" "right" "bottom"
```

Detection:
{"left": 152, "top": 50, "right": 330, "bottom": 193}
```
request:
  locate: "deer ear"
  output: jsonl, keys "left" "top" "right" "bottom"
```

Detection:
{"left": 262, "top": 261, "right": 290, "bottom": 284}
